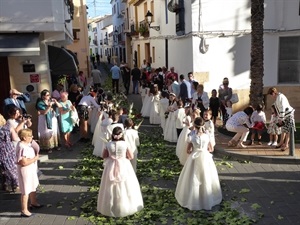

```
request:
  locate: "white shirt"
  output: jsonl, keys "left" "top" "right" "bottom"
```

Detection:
{"left": 251, "top": 110, "right": 266, "bottom": 124}
{"left": 78, "top": 95, "right": 100, "bottom": 108}
{"left": 175, "top": 108, "right": 186, "bottom": 129}
{"left": 192, "top": 91, "right": 209, "bottom": 109}
{"left": 123, "top": 128, "right": 140, "bottom": 154}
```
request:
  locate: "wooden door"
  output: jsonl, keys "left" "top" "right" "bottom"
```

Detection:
{"left": 0, "top": 57, "right": 11, "bottom": 115}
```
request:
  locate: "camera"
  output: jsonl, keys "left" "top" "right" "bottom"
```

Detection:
{"left": 23, "top": 114, "right": 32, "bottom": 119}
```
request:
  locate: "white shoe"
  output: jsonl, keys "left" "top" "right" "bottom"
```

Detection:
{"left": 272, "top": 142, "right": 277, "bottom": 146}
{"left": 267, "top": 141, "right": 272, "bottom": 146}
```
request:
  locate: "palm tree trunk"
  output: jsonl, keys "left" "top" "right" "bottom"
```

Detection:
{"left": 250, "top": 0, "right": 264, "bottom": 108}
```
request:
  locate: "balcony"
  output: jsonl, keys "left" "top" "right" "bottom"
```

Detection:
{"left": 93, "top": 40, "right": 98, "bottom": 46}
{"left": 100, "top": 40, "right": 103, "bottom": 45}
{"left": 129, "top": 24, "right": 139, "bottom": 36}
{"left": 139, "top": 20, "right": 149, "bottom": 37}
{"left": 104, "top": 38, "right": 108, "bottom": 45}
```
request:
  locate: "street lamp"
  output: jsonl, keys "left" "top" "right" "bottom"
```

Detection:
{"left": 145, "top": 10, "right": 160, "bottom": 31}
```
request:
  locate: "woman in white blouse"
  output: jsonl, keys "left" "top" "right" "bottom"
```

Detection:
{"left": 192, "top": 84, "right": 209, "bottom": 118}
{"left": 225, "top": 106, "right": 254, "bottom": 148}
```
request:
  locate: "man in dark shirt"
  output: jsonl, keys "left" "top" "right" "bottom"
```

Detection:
{"left": 121, "top": 64, "right": 131, "bottom": 95}
{"left": 131, "top": 64, "right": 141, "bottom": 94}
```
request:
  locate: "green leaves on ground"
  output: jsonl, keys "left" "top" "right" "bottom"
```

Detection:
{"left": 70, "top": 125, "right": 259, "bottom": 225}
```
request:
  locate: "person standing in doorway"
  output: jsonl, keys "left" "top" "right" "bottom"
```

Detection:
{"left": 110, "top": 62, "right": 121, "bottom": 94}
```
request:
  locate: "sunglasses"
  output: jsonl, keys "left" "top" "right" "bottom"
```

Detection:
{"left": 223, "top": 83, "right": 229, "bottom": 85}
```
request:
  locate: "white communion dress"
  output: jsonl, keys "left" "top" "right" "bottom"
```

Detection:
{"left": 97, "top": 140, "right": 144, "bottom": 217}
{"left": 175, "top": 132, "right": 222, "bottom": 210}
{"left": 176, "top": 116, "right": 192, "bottom": 165}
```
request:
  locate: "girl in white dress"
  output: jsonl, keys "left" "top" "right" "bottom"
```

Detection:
{"left": 16, "top": 129, "right": 42, "bottom": 217}
{"left": 175, "top": 117, "right": 222, "bottom": 210}
{"left": 140, "top": 81, "right": 147, "bottom": 104}
{"left": 176, "top": 103, "right": 192, "bottom": 165}
{"left": 174, "top": 100, "right": 185, "bottom": 137}
{"left": 163, "top": 93, "right": 178, "bottom": 142}
{"left": 149, "top": 85, "right": 161, "bottom": 124}
{"left": 140, "top": 85, "right": 151, "bottom": 117}
{"left": 158, "top": 91, "right": 169, "bottom": 133}
{"left": 93, "top": 110, "right": 113, "bottom": 157}
{"left": 123, "top": 118, "right": 140, "bottom": 172}
{"left": 203, "top": 110, "right": 216, "bottom": 152}
{"left": 97, "top": 127, "right": 144, "bottom": 217}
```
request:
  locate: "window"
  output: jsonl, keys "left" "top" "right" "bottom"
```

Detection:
{"left": 152, "top": 46, "right": 155, "bottom": 63}
{"left": 278, "top": 36, "right": 300, "bottom": 83}
{"left": 73, "top": 29, "right": 80, "bottom": 40}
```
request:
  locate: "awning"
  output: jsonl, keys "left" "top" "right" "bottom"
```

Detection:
{"left": 48, "top": 45, "right": 78, "bottom": 76}
{"left": 0, "top": 33, "right": 40, "bottom": 56}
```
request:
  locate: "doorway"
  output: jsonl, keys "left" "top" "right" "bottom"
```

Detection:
{"left": 0, "top": 57, "right": 11, "bottom": 115}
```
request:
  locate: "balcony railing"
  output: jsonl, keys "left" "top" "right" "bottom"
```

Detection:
{"left": 139, "top": 20, "right": 149, "bottom": 36}
{"left": 130, "top": 24, "right": 139, "bottom": 36}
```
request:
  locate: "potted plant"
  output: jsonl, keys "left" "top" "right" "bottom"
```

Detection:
{"left": 138, "top": 25, "right": 149, "bottom": 36}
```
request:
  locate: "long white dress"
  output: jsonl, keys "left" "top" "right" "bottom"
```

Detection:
{"left": 93, "top": 116, "right": 112, "bottom": 157}
{"left": 97, "top": 141, "right": 144, "bottom": 217}
{"left": 175, "top": 133, "right": 222, "bottom": 210}
{"left": 158, "top": 98, "right": 169, "bottom": 133}
{"left": 92, "top": 111, "right": 105, "bottom": 146}
{"left": 88, "top": 107, "right": 99, "bottom": 134}
{"left": 205, "top": 120, "right": 216, "bottom": 148}
{"left": 164, "top": 102, "right": 177, "bottom": 142}
{"left": 149, "top": 93, "right": 161, "bottom": 124}
{"left": 176, "top": 116, "right": 192, "bottom": 165}
{"left": 141, "top": 90, "right": 152, "bottom": 117}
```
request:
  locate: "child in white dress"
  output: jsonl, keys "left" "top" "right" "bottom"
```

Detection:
{"left": 175, "top": 117, "right": 222, "bottom": 210}
{"left": 267, "top": 105, "right": 281, "bottom": 146}
{"left": 97, "top": 126, "right": 144, "bottom": 217}
{"left": 158, "top": 91, "right": 169, "bottom": 133}
{"left": 16, "top": 129, "right": 42, "bottom": 217}
{"left": 140, "top": 85, "right": 152, "bottom": 117}
{"left": 203, "top": 110, "right": 215, "bottom": 151}
{"left": 174, "top": 100, "right": 185, "bottom": 137}
{"left": 106, "top": 112, "right": 124, "bottom": 140}
{"left": 164, "top": 93, "right": 178, "bottom": 142}
{"left": 176, "top": 103, "right": 192, "bottom": 165}
{"left": 123, "top": 118, "right": 140, "bottom": 172}
{"left": 140, "top": 81, "right": 147, "bottom": 104}
{"left": 93, "top": 110, "right": 113, "bottom": 157}
{"left": 149, "top": 85, "right": 161, "bottom": 124}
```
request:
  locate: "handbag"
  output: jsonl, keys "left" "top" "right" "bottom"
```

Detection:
{"left": 71, "top": 108, "right": 79, "bottom": 126}
{"left": 225, "top": 93, "right": 239, "bottom": 104}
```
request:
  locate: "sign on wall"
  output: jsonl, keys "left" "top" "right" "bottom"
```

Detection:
{"left": 29, "top": 74, "right": 40, "bottom": 83}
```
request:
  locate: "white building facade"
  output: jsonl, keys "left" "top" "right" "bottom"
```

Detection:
{"left": 0, "top": 0, "right": 78, "bottom": 133}
{"left": 125, "top": 0, "right": 300, "bottom": 120}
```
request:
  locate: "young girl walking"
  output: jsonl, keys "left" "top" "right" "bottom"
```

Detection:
{"left": 175, "top": 117, "right": 222, "bottom": 210}
{"left": 97, "top": 126, "right": 144, "bottom": 217}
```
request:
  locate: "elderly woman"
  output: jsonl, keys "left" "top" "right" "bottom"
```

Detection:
{"left": 192, "top": 84, "right": 209, "bottom": 118}
{"left": 36, "top": 89, "right": 61, "bottom": 153}
{"left": 0, "top": 114, "right": 19, "bottom": 192}
{"left": 267, "top": 87, "right": 295, "bottom": 151}
{"left": 226, "top": 106, "right": 254, "bottom": 148}
{"left": 218, "top": 77, "right": 233, "bottom": 127}
{"left": 59, "top": 92, "right": 75, "bottom": 149}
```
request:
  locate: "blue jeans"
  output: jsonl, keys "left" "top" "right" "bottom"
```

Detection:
{"left": 132, "top": 80, "right": 139, "bottom": 94}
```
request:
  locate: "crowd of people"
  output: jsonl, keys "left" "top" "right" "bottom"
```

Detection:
{"left": 0, "top": 60, "right": 296, "bottom": 218}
